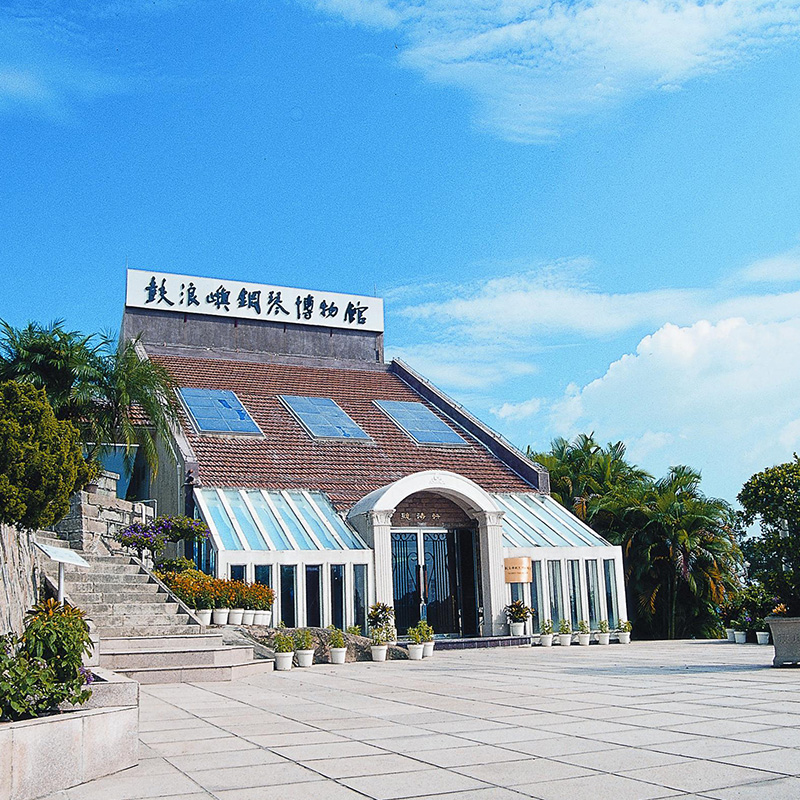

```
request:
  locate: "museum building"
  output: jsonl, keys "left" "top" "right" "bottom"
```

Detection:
{"left": 123, "top": 269, "right": 627, "bottom": 637}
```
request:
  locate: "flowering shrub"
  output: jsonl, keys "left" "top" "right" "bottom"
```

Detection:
{"left": 150, "top": 515, "right": 209, "bottom": 544}
{"left": 155, "top": 569, "right": 274, "bottom": 612}
{"left": 114, "top": 521, "right": 166, "bottom": 559}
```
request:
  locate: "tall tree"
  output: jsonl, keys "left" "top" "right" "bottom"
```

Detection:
{"left": 596, "top": 466, "right": 740, "bottom": 638}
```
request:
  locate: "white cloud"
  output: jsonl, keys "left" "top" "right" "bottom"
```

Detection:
{"left": 304, "top": 0, "right": 800, "bottom": 141}
{"left": 548, "top": 317, "right": 800, "bottom": 502}
{"left": 395, "top": 259, "right": 800, "bottom": 344}
{"left": 490, "top": 397, "right": 542, "bottom": 421}
{"left": 737, "top": 248, "right": 800, "bottom": 283}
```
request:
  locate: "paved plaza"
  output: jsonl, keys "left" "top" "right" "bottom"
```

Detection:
{"left": 45, "top": 640, "right": 800, "bottom": 800}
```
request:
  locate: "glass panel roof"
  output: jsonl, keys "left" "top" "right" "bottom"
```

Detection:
{"left": 494, "top": 493, "right": 611, "bottom": 549}
{"left": 195, "top": 488, "right": 366, "bottom": 552}
{"left": 280, "top": 395, "right": 370, "bottom": 440}
{"left": 374, "top": 400, "right": 466, "bottom": 445}
{"left": 179, "top": 388, "right": 260, "bottom": 435}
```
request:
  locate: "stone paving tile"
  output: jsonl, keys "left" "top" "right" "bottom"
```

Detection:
{"left": 621, "top": 761, "right": 776, "bottom": 793}
{"left": 189, "top": 762, "right": 324, "bottom": 791}
{"left": 340, "top": 767, "right": 489, "bottom": 799}
{"left": 214, "top": 781, "right": 367, "bottom": 800}
{"left": 309, "top": 752, "right": 431, "bottom": 778}
{"left": 166, "top": 748, "right": 287, "bottom": 771}
{"left": 663, "top": 719, "right": 776, "bottom": 738}
{"left": 709, "top": 747, "right": 800, "bottom": 775}
{"left": 502, "top": 735, "right": 619, "bottom": 758}
{"left": 63, "top": 772, "right": 203, "bottom": 800}
{"left": 242, "top": 729, "right": 344, "bottom": 747}
{"left": 270, "top": 739, "right": 385, "bottom": 761}
{"left": 727, "top": 726, "right": 800, "bottom": 748}
{"left": 702, "top": 777, "right": 800, "bottom": 799}
{"left": 513, "top": 772, "right": 676, "bottom": 800}
{"left": 410, "top": 744, "right": 533, "bottom": 768}
{"left": 410, "top": 790, "right": 532, "bottom": 800}
{"left": 371, "top": 732, "right": 476, "bottom": 753}
{"left": 555, "top": 746, "right": 692, "bottom": 773}
{"left": 454, "top": 757, "right": 596, "bottom": 786}
{"left": 146, "top": 736, "right": 259, "bottom": 757}
{"left": 460, "top": 726, "right": 554, "bottom": 745}
{"left": 139, "top": 726, "right": 232, "bottom": 744}
{"left": 644, "top": 738, "right": 774, "bottom": 760}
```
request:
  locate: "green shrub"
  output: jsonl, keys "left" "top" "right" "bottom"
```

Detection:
{"left": 558, "top": 619, "right": 571, "bottom": 635}
{"left": 155, "top": 556, "right": 196, "bottom": 574}
{"left": 0, "top": 599, "right": 93, "bottom": 722}
{"left": 0, "top": 381, "right": 90, "bottom": 530}
{"left": 540, "top": 619, "right": 553, "bottom": 634}
{"left": 407, "top": 624, "right": 425, "bottom": 644}
{"left": 578, "top": 620, "right": 590, "bottom": 634}
{"left": 367, "top": 602, "right": 394, "bottom": 629}
{"left": 329, "top": 628, "right": 346, "bottom": 649}
{"left": 346, "top": 624, "right": 363, "bottom": 637}
{"left": 294, "top": 629, "right": 314, "bottom": 651}
{"left": 598, "top": 619, "right": 609, "bottom": 633}
{"left": 273, "top": 632, "right": 294, "bottom": 653}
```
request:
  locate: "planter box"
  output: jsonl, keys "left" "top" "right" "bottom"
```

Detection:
{"left": 767, "top": 616, "right": 800, "bottom": 667}
{"left": 1, "top": 704, "right": 138, "bottom": 800}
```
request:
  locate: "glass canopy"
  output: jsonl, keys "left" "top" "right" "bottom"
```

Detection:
{"left": 493, "top": 493, "right": 612, "bottom": 549}
{"left": 279, "top": 395, "right": 370, "bottom": 440}
{"left": 178, "top": 388, "right": 261, "bottom": 435}
{"left": 195, "top": 488, "right": 367, "bottom": 552}
{"left": 374, "top": 400, "right": 466, "bottom": 445}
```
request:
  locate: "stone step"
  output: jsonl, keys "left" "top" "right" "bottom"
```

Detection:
{"left": 65, "top": 573, "right": 152, "bottom": 585}
{"left": 113, "top": 658, "right": 273, "bottom": 685}
{"left": 101, "top": 634, "right": 226, "bottom": 652}
{"left": 64, "top": 563, "right": 143, "bottom": 576}
{"left": 79, "top": 554, "right": 136, "bottom": 563}
{"left": 65, "top": 590, "right": 169, "bottom": 604}
{"left": 96, "top": 624, "right": 203, "bottom": 638}
{"left": 89, "top": 612, "right": 193, "bottom": 627}
{"left": 80, "top": 601, "right": 180, "bottom": 615}
{"left": 100, "top": 644, "right": 256, "bottom": 669}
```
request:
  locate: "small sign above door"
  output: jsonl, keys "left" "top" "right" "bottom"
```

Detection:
{"left": 504, "top": 557, "right": 532, "bottom": 584}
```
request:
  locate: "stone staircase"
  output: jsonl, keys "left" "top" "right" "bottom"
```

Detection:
{"left": 36, "top": 531, "right": 272, "bottom": 683}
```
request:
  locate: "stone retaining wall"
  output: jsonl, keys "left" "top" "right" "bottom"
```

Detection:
{"left": 0, "top": 525, "right": 40, "bottom": 636}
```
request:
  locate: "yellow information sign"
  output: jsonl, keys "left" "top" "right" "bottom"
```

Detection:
{"left": 504, "top": 557, "right": 532, "bottom": 583}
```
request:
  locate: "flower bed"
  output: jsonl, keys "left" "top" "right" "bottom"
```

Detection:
{"left": 155, "top": 567, "right": 274, "bottom": 615}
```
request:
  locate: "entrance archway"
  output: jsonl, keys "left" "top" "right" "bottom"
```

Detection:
{"left": 348, "top": 471, "right": 507, "bottom": 636}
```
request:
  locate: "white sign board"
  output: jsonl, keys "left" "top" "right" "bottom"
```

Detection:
{"left": 125, "top": 269, "right": 384, "bottom": 333}
{"left": 34, "top": 541, "right": 90, "bottom": 568}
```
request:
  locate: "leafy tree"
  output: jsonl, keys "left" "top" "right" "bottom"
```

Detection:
{"left": 0, "top": 319, "right": 101, "bottom": 423}
{"left": 738, "top": 456, "right": 800, "bottom": 615}
{"left": 82, "top": 336, "right": 177, "bottom": 476}
{"left": 597, "top": 466, "right": 740, "bottom": 639}
{"left": 0, "top": 381, "right": 91, "bottom": 529}
{"left": 528, "top": 433, "right": 650, "bottom": 520}
{"left": 0, "top": 320, "right": 177, "bottom": 478}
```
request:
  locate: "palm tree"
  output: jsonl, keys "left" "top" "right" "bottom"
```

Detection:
{"left": 0, "top": 319, "right": 101, "bottom": 422}
{"left": 0, "top": 320, "right": 177, "bottom": 478}
{"left": 83, "top": 336, "right": 178, "bottom": 477}
{"left": 598, "top": 466, "right": 740, "bottom": 639}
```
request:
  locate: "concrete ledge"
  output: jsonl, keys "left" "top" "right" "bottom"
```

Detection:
{"left": 79, "top": 667, "right": 139, "bottom": 710}
{"left": 1, "top": 704, "right": 139, "bottom": 800}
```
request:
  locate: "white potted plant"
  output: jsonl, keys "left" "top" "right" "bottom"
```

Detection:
{"left": 329, "top": 627, "right": 347, "bottom": 664}
{"left": 295, "top": 629, "right": 315, "bottom": 667}
{"left": 273, "top": 631, "right": 294, "bottom": 671}
{"left": 406, "top": 623, "right": 425, "bottom": 660}
{"left": 577, "top": 619, "right": 591, "bottom": 646}
{"left": 755, "top": 619, "right": 770, "bottom": 645}
{"left": 241, "top": 584, "right": 255, "bottom": 625}
{"left": 211, "top": 581, "right": 231, "bottom": 625}
{"left": 505, "top": 600, "right": 531, "bottom": 636}
{"left": 370, "top": 626, "right": 389, "bottom": 662}
{"left": 617, "top": 620, "right": 632, "bottom": 644}
{"left": 597, "top": 619, "right": 610, "bottom": 645}
{"left": 725, "top": 626, "right": 735, "bottom": 642}
{"left": 227, "top": 582, "right": 245, "bottom": 625}
{"left": 420, "top": 621, "right": 435, "bottom": 657}
{"left": 558, "top": 619, "right": 572, "bottom": 646}
{"left": 368, "top": 603, "right": 395, "bottom": 639}
{"left": 539, "top": 618, "right": 554, "bottom": 647}
{"left": 253, "top": 584, "right": 274, "bottom": 626}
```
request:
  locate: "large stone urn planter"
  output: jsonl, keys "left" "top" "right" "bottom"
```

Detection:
{"left": 767, "top": 616, "right": 800, "bottom": 667}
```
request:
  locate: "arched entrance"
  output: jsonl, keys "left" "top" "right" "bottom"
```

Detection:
{"left": 348, "top": 471, "right": 507, "bottom": 636}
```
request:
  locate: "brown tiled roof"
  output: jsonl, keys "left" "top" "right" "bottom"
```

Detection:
{"left": 152, "top": 355, "right": 534, "bottom": 509}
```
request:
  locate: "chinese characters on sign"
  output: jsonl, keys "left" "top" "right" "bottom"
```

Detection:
{"left": 126, "top": 270, "right": 384, "bottom": 333}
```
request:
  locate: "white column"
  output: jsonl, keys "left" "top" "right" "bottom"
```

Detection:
{"left": 369, "top": 510, "right": 395, "bottom": 606}
{"left": 474, "top": 510, "right": 506, "bottom": 635}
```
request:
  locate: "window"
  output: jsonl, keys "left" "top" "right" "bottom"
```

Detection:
{"left": 585, "top": 560, "right": 601, "bottom": 629}
{"left": 547, "top": 561, "right": 564, "bottom": 625}
{"left": 254, "top": 564, "right": 272, "bottom": 587}
{"left": 230, "top": 564, "right": 246, "bottom": 582}
{"left": 280, "top": 395, "right": 369, "bottom": 440}
{"left": 530, "top": 561, "right": 544, "bottom": 633}
{"left": 353, "top": 564, "right": 368, "bottom": 635}
{"left": 305, "top": 565, "right": 321, "bottom": 628}
{"left": 604, "top": 560, "right": 619, "bottom": 628}
{"left": 330, "top": 564, "right": 345, "bottom": 631}
{"left": 374, "top": 400, "right": 466, "bottom": 445}
{"left": 567, "top": 560, "right": 583, "bottom": 630}
{"left": 178, "top": 388, "right": 260, "bottom": 435}
{"left": 280, "top": 565, "right": 296, "bottom": 628}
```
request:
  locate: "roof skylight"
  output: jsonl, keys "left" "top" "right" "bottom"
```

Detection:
{"left": 374, "top": 399, "right": 466, "bottom": 445}
{"left": 279, "top": 395, "right": 370, "bottom": 440}
{"left": 178, "top": 388, "right": 261, "bottom": 435}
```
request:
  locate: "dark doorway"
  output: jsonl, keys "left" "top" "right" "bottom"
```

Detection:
{"left": 391, "top": 528, "right": 480, "bottom": 637}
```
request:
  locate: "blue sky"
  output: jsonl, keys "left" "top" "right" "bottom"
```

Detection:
{"left": 2, "top": 1, "right": 800, "bottom": 505}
